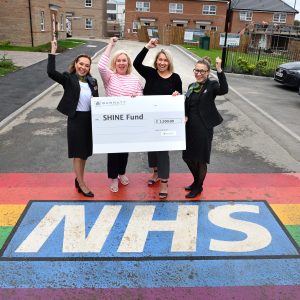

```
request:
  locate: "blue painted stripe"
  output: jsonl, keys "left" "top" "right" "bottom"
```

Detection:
{"left": 3, "top": 201, "right": 298, "bottom": 258}
{"left": 0, "top": 259, "right": 299, "bottom": 288}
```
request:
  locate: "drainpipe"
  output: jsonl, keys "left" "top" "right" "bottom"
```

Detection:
{"left": 28, "top": 0, "right": 34, "bottom": 46}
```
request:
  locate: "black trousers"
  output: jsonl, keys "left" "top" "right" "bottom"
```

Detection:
{"left": 148, "top": 151, "right": 169, "bottom": 179}
{"left": 107, "top": 153, "right": 129, "bottom": 179}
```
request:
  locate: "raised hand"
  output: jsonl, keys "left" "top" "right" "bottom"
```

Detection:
{"left": 215, "top": 56, "right": 222, "bottom": 73}
{"left": 146, "top": 38, "right": 158, "bottom": 49}
{"left": 110, "top": 36, "right": 118, "bottom": 46}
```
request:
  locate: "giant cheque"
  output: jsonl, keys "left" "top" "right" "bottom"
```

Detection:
{"left": 91, "top": 95, "right": 186, "bottom": 153}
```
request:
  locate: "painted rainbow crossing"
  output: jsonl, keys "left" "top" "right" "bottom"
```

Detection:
{"left": 0, "top": 173, "right": 299, "bottom": 299}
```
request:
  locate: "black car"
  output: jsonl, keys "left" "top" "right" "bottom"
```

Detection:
{"left": 274, "top": 61, "right": 300, "bottom": 94}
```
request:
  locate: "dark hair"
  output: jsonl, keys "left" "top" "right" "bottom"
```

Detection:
{"left": 69, "top": 54, "right": 92, "bottom": 75}
{"left": 196, "top": 57, "right": 211, "bottom": 71}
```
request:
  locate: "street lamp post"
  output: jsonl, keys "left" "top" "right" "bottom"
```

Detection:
{"left": 221, "top": 0, "right": 232, "bottom": 69}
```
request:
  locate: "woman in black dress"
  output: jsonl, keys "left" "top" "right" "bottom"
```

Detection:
{"left": 47, "top": 39, "right": 98, "bottom": 197}
{"left": 133, "top": 38, "right": 182, "bottom": 199}
{"left": 183, "top": 57, "right": 228, "bottom": 198}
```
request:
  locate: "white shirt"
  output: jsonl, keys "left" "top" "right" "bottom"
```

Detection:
{"left": 76, "top": 81, "right": 92, "bottom": 111}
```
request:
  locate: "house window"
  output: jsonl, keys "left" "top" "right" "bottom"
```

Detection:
{"left": 169, "top": 3, "right": 183, "bottom": 14}
{"left": 203, "top": 5, "right": 216, "bottom": 15}
{"left": 40, "top": 11, "right": 45, "bottom": 31}
{"left": 239, "top": 11, "right": 252, "bottom": 21}
{"left": 210, "top": 26, "right": 217, "bottom": 31}
{"left": 136, "top": 2, "right": 150, "bottom": 12}
{"left": 60, "top": 14, "right": 64, "bottom": 30}
{"left": 273, "top": 13, "right": 286, "bottom": 23}
{"left": 85, "top": 18, "right": 93, "bottom": 29}
{"left": 107, "top": 3, "right": 116, "bottom": 10}
{"left": 85, "top": 0, "right": 92, "bottom": 7}
{"left": 108, "top": 13, "right": 117, "bottom": 21}
{"left": 132, "top": 21, "right": 139, "bottom": 33}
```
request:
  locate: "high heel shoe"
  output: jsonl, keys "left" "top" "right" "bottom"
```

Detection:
{"left": 75, "top": 178, "right": 79, "bottom": 188}
{"left": 148, "top": 170, "right": 160, "bottom": 186}
{"left": 78, "top": 186, "right": 94, "bottom": 197}
{"left": 159, "top": 179, "right": 168, "bottom": 199}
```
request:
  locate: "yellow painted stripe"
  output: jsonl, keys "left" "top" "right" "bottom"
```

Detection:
{"left": 0, "top": 205, "right": 25, "bottom": 226}
{"left": 0, "top": 204, "right": 299, "bottom": 226}
{"left": 271, "top": 204, "right": 300, "bottom": 225}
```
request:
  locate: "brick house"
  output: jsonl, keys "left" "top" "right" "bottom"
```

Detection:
{"left": 65, "top": 0, "right": 106, "bottom": 39}
{"left": 230, "top": 0, "right": 299, "bottom": 50}
{"left": 231, "top": 0, "right": 298, "bottom": 32}
{"left": 0, "top": 0, "right": 106, "bottom": 47}
{"left": 124, "top": 0, "right": 229, "bottom": 40}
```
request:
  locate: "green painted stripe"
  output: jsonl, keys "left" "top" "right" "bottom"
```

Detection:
{"left": 0, "top": 226, "right": 13, "bottom": 249}
{"left": 286, "top": 225, "right": 300, "bottom": 246}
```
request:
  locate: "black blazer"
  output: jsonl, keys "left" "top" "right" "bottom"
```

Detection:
{"left": 47, "top": 54, "right": 99, "bottom": 118}
{"left": 185, "top": 72, "right": 228, "bottom": 128}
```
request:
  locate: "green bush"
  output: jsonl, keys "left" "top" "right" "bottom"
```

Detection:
{"left": 235, "top": 57, "right": 274, "bottom": 77}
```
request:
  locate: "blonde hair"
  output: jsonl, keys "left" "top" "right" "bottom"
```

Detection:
{"left": 153, "top": 49, "right": 174, "bottom": 73}
{"left": 110, "top": 50, "right": 132, "bottom": 74}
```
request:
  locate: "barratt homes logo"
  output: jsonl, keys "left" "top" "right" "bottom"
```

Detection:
{"left": 1, "top": 201, "right": 299, "bottom": 259}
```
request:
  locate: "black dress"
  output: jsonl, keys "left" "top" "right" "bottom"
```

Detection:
{"left": 183, "top": 92, "right": 213, "bottom": 163}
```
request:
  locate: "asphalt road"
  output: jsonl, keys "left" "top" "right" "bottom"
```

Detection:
{"left": 0, "top": 39, "right": 299, "bottom": 174}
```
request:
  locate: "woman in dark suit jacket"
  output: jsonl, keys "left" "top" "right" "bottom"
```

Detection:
{"left": 47, "top": 39, "right": 99, "bottom": 197}
{"left": 183, "top": 57, "right": 228, "bottom": 198}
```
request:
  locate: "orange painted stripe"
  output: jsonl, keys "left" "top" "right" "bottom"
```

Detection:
{"left": 0, "top": 173, "right": 299, "bottom": 204}
{"left": 270, "top": 204, "right": 300, "bottom": 225}
{"left": 0, "top": 205, "right": 25, "bottom": 226}
{"left": 1, "top": 204, "right": 299, "bottom": 227}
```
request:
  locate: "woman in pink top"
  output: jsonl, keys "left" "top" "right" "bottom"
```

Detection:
{"left": 98, "top": 37, "right": 143, "bottom": 193}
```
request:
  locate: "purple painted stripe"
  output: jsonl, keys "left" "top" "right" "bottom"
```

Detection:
{"left": 0, "top": 286, "right": 299, "bottom": 299}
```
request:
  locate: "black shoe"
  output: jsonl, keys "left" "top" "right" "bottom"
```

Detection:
{"left": 75, "top": 178, "right": 79, "bottom": 188}
{"left": 185, "top": 188, "right": 203, "bottom": 198}
{"left": 184, "top": 184, "right": 195, "bottom": 191}
{"left": 78, "top": 186, "right": 94, "bottom": 197}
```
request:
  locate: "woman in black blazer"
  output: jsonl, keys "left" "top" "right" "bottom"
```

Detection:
{"left": 183, "top": 57, "right": 228, "bottom": 198}
{"left": 47, "top": 40, "right": 99, "bottom": 197}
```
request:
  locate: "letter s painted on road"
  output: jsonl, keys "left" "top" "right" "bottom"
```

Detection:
{"left": 208, "top": 204, "right": 272, "bottom": 252}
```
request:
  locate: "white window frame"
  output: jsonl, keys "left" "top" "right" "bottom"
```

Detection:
{"left": 40, "top": 11, "right": 45, "bottom": 31}
{"left": 85, "top": 0, "right": 92, "bottom": 8}
{"left": 132, "top": 21, "right": 139, "bottom": 33}
{"left": 202, "top": 5, "right": 216, "bottom": 15}
{"left": 85, "top": 18, "right": 93, "bottom": 29}
{"left": 60, "top": 14, "right": 64, "bottom": 31}
{"left": 210, "top": 26, "right": 217, "bottom": 31}
{"left": 136, "top": 2, "right": 150, "bottom": 12}
{"left": 273, "top": 13, "right": 286, "bottom": 23}
{"left": 169, "top": 3, "right": 183, "bottom": 14}
{"left": 239, "top": 11, "right": 252, "bottom": 21}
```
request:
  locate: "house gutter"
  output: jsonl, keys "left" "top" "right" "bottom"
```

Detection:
{"left": 28, "top": 0, "right": 34, "bottom": 46}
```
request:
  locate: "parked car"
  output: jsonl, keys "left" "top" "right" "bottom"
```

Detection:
{"left": 274, "top": 61, "right": 300, "bottom": 94}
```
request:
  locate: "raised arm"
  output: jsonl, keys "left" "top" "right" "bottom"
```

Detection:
{"left": 47, "top": 39, "right": 67, "bottom": 85}
{"left": 133, "top": 38, "right": 158, "bottom": 78}
{"left": 98, "top": 37, "right": 118, "bottom": 84}
{"left": 215, "top": 57, "right": 228, "bottom": 95}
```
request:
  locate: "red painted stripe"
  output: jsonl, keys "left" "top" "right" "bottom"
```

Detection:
{"left": 0, "top": 173, "right": 299, "bottom": 204}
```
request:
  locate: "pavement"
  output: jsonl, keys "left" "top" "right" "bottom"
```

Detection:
{"left": 0, "top": 39, "right": 107, "bottom": 126}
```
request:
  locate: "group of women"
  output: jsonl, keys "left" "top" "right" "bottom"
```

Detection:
{"left": 47, "top": 37, "right": 228, "bottom": 199}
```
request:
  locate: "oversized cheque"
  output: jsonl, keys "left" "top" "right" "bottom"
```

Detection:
{"left": 91, "top": 95, "right": 186, "bottom": 153}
